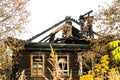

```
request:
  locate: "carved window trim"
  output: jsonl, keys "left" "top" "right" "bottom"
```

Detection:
{"left": 31, "top": 54, "right": 44, "bottom": 77}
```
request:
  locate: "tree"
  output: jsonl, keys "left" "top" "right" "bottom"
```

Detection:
{"left": 0, "top": 0, "right": 30, "bottom": 79}
{"left": 0, "top": 0, "right": 30, "bottom": 52}
{"left": 93, "top": 0, "right": 120, "bottom": 69}
{"left": 85, "top": 0, "right": 120, "bottom": 78}
{"left": 79, "top": 0, "right": 120, "bottom": 79}
{"left": 96, "top": 0, "right": 120, "bottom": 38}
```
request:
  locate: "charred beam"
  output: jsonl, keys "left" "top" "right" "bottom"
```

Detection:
{"left": 27, "top": 19, "right": 66, "bottom": 42}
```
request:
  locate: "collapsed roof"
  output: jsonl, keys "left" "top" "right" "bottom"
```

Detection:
{"left": 27, "top": 10, "right": 99, "bottom": 44}
{"left": 6, "top": 10, "right": 100, "bottom": 52}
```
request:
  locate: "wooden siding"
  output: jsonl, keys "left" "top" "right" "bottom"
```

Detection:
{"left": 18, "top": 51, "right": 80, "bottom": 80}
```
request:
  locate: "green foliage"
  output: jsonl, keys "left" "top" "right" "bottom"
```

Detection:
{"left": 109, "top": 40, "right": 120, "bottom": 48}
{"left": 109, "top": 40, "right": 120, "bottom": 60}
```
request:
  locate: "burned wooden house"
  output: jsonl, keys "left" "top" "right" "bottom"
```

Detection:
{"left": 9, "top": 10, "right": 99, "bottom": 80}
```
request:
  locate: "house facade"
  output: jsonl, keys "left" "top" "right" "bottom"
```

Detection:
{"left": 17, "top": 43, "right": 90, "bottom": 80}
{"left": 9, "top": 10, "right": 98, "bottom": 80}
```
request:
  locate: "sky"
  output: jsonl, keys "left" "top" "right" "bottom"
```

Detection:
{"left": 19, "top": 0, "right": 113, "bottom": 41}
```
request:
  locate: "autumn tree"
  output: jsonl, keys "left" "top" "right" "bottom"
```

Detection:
{"left": 0, "top": 0, "right": 30, "bottom": 79}
{"left": 96, "top": 0, "right": 120, "bottom": 38}
{"left": 89, "top": 0, "right": 120, "bottom": 75}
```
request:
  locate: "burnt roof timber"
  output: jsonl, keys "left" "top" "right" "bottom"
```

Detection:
{"left": 27, "top": 17, "right": 82, "bottom": 42}
{"left": 26, "top": 10, "right": 100, "bottom": 43}
{"left": 27, "top": 19, "right": 66, "bottom": 42}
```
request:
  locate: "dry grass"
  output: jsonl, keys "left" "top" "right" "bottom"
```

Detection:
{"left": 18, "top": 70, "right": 26, "bottom": 80}
{"left": 47, "top": 44, "right": 72, "bottom": 80}
{"left": 47, "top": 44, "right": 63, "bottom": 80}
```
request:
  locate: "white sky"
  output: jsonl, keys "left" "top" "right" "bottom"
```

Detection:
{"left": 19, "top": 0, "right": 113, "bottom": 41}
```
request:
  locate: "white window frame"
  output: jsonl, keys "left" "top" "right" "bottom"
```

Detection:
{"left": 31, "top": 54, "right": 44, "bottom": 77}
{"left": 57, "top": 55, "right": 69, "bottom": 76}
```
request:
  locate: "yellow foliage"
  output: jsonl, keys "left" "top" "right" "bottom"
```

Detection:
{"left": 80, "top": 74, "right": 93, "bottom": 80}
{"left": 0, "top": 42, "right": 6, "bottom": 53}
{"left": 80, "top": 55, "right": 120, "bottom": 80}
{"left": 88, "top": 70, "right": 92, "bottom": 74}
{"left": 0, "top": 63, "right": 4, "bottom": 71}
{"left": 6, "top": 37, "right": 25, "bottom": 51}
{"left": 80, "top": 68, "right": 120, "bottom": 80}
{"left": 80, "top": 70, "right": 93, "bottom": 80}
{"left": 94, "top": 55, "right": 109, "bottom": 75}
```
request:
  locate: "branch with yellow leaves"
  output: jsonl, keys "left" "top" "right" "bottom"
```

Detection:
{"left": 5, "top": 37, "right": 25, "bottom": 51}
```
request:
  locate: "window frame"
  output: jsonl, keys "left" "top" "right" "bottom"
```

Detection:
{"left": 57, "top": 55, "right": 69, "bottom": 77}
{"left": 31, "top": 54, "right": 44, "bottom": 77}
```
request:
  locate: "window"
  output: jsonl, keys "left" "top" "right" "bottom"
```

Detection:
{"left": 31, "top": 55, "right": 44, "bottom": 77}
{"left": 58, "top": 55, "right": 69, "bottom": 76}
